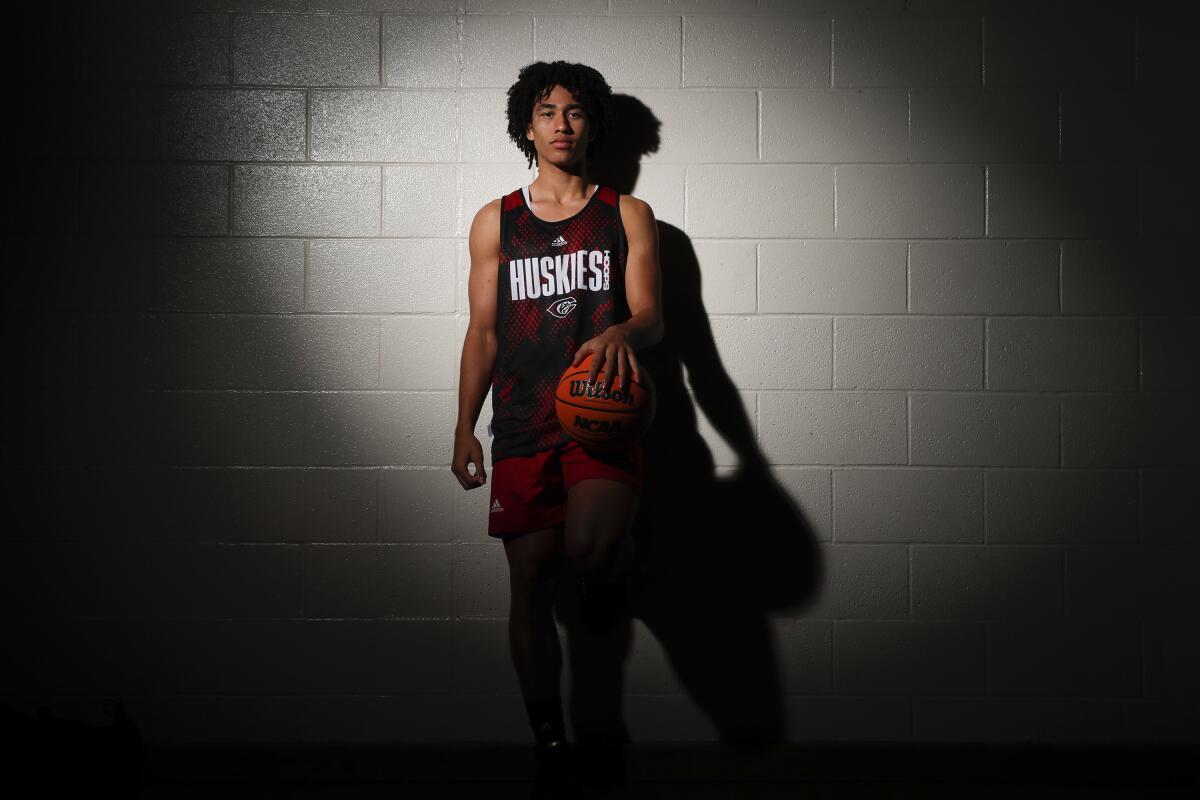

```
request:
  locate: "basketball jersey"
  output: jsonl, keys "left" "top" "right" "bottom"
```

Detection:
{"left": 489, "top": 183, "right": 631, "bottom": 462}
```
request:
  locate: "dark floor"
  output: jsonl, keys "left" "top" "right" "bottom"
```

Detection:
{"left": 14, "top": 742, "right": 1200, "bottom": 798}
{"left": 128, "top": 783, "right": 1199, "bottom": 799}
{"left": 7, "top": 743, "right": 1190, "bottom": 796}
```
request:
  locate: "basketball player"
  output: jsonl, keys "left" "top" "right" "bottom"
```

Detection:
{"left": 451, "top": 60, "right": 662, "bottom": 797}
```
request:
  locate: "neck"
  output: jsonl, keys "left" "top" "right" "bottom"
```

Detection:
{"left": 530, "top": 164, "right": 591, "bottom": 202}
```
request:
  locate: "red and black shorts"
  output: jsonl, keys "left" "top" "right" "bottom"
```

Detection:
{"left": 488, "top": 439, "right": 645, "bottom": 539}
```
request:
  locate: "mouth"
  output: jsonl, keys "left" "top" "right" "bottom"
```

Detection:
{"left": 551, "top": 139, "right": 574, "bottom": 148}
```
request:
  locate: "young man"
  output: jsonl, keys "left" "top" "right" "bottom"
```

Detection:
{"left": 451, "top": 61, "right": 663, "bottom": 796}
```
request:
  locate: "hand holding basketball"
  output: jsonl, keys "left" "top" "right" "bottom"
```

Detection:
{"left": 557, "top": 351, "right": 655, "bottom": 451}
{"left": 571, "top": 325, "right": 639, "bottom": 391}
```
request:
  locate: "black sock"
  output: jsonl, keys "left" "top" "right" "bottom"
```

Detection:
{"left": 525, "top": 694, "right": 566, "bottom": 744}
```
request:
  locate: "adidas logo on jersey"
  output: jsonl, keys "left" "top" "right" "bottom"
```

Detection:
{"left": 491, "top": 498, "right": 504, "bottom": 513}
{"left": 551, "top": 235, "right": 568, "bottom": 247}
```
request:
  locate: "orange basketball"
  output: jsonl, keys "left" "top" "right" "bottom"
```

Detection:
{"left": 556, "top": 352, "right": 655, "bottom": 452}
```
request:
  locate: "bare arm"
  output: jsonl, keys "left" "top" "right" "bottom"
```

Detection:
{"left": 451, "top": 200, "right": 501, "bottom": 489}
{"left": 572, "top": 194, "right": 664, "bottom": 390}
{"left": 615, "top": 194, "right": 664, "bottom": 353}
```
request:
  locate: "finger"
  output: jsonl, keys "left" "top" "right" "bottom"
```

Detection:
{"left": 588, "top": 352, "right": 602, "bottom": 386}
{"left": 617, "top": 349, "right": 629, "bottom": 391}
{"left": 610, "top": 347, "right": 624, "bottom": 389}
{"left": 627, "top": 350, "right": 640, "bottom": 384}
{"left": 605, "top": 345, "right": 619, "bottom": 387}
{"left": 458, "top": 464, "right": 475, "bottom": 490}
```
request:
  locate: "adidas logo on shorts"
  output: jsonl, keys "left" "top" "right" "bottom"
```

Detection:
{"left": 491, "top": 498, "right": 503, "bottom": 513}
{"left": 551, "top": 234, "right": 567, "bottom": 247}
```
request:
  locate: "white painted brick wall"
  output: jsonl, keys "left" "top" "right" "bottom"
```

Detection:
{"left": 4, "top": 0, "right": 1196, "bottom": 750}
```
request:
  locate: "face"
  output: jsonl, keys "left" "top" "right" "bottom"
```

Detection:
{"left": 526, "top": 84, "right": 592, "bottom": 166}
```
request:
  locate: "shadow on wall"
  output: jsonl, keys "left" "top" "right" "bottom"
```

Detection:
{"left": 554, "top": 94, "right": 822, "bottom": 754}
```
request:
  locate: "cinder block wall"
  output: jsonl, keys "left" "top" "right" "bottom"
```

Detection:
{"left": 4, "top": 0, "right": 1196, "bottom": 747}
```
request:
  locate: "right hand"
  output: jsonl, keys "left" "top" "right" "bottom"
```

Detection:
{"left": 451, "top": 429, "right": 487, "bottom": 490}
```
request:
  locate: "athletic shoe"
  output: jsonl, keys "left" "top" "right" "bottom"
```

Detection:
{"left": 531, "top": 724, "right": 582, "bottom": 799}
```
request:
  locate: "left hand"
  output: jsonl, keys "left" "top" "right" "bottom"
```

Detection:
{"left": 571, "top": 326, "right": 640, "bottom": 392}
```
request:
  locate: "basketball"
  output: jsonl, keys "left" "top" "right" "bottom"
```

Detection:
{"left": 556, "top": 352, "right": 655, "bottom": 451}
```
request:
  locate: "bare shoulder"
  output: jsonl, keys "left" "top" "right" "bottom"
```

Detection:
{"left": 617, "top": 192, "right": 656, "bottom": 230}
{"left": 472, "top": 198, "right": 502, "bottom": 228}
{"left": 469, "top": 198, "right": 502, "bottom": 248}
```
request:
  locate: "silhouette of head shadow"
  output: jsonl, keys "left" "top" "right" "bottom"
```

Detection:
{"left": 553, "top": 94, "right": 821, "bottom": 765}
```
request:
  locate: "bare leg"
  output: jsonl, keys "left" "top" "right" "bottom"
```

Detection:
{"left": 564, "top": 478, "right": 640, "bottom": 584}
{"left": 562, "top": 478, "right": 640, "bottom": 789}
{"left": 502, "top": 524, "right": 566, "bottom": 700}
{"left": 503, "top": 524, "right": 582, "bottom": 793}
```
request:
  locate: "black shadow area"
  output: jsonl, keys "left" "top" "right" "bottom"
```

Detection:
{"left": 551, "top": 94, "right": 821, "bottom": 779}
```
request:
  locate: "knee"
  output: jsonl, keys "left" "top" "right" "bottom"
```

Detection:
{"left": 509, "top": 553, "right": 562, "bottom": 598}
{"left": 565, "top": 528, "right": 629, "bottom": 576}
{"left": 563, "top": 526, "right": 600, "bottom": 570}
{"left": 509, "top": 573, "right": 560, "bottom": 619}
{"left": 572, "top": 549, "right": 608, "bottom": 577}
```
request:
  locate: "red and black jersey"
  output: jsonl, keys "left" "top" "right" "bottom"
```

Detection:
{"left": 489, "top": 183, "right": 631, "bottom": 462}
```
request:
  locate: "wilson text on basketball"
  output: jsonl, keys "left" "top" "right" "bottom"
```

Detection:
{"left": 569, "top": 379, "right": 635, "bottom": 406}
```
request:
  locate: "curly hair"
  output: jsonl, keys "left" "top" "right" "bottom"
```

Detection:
{"left": 506, "top": 61, "right": 614, "bottom": 170}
